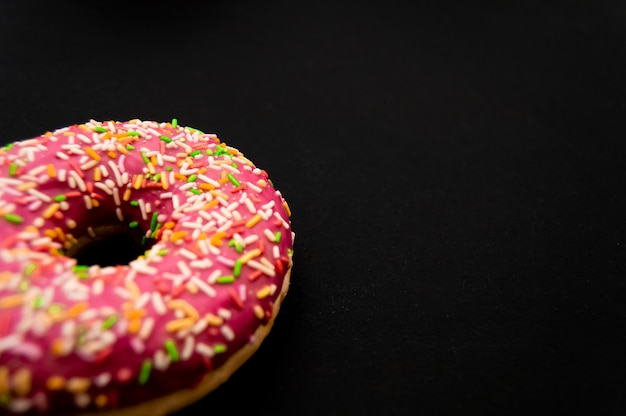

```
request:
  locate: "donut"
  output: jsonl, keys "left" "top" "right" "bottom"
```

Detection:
{"left": 0, "top": 119, "right": 294, "bottom": 415}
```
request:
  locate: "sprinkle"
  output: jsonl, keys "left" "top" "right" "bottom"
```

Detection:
{"left": 93, "top": 126, "right": 107, "bottom": 133}
{"left": 164, "top": 339, "right": 179, "bottom": 362}
{"left": 216, "top": 275, "right": 234, "bottom": 284}
{"left": 214, "top": 344, "right": 227, "bottom": 354}
{"left": 138, "top": 359, "right": 152, "bottom": 384}
{"left": 3, "top": 214, "right": 24, "bottom": 224}
{"left": 245, "top": 213, "right": 262, "bottom": 228}
{"left": 102, "top": 315, "right": 118, "bottom": 329}
{"left": 46, "top": 375, "right": 66, "bottom": 390}
{"left": 165, "top": 318, "right": 195, "bottom": 332}
{"left": 0, "top": 294, "right": 25, "bottom": 309}
{"left": 84, "top": 147, "right": 101, "bottom": 161}
{"left": 233, "top": 259, "right": 243, "bottom": 277}
{"left": 160, "top": 135, "right": 172, "bottom": 143}
{"left": 227, "top": 173, "right": 241, "bottom": 186}
{"left": 66, "top": 377, "right": 90, "bottom": 394}
{"left": 171, "top": 118, "right": 178, "bottom": 127}
{"left": 256, "top": 285, "right": 272, "bottom": 299}
{"left": 254, "top": 305, "right": 265, "bottom": 319}
{"left": 168, "top": 299, "right": 199, "bottom": 320}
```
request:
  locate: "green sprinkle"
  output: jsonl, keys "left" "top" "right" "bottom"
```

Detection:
{"left": 288, "top": 248, "right": 294, "bottom": 256}
{"left": 130, "top": 200, "right": 139, "bottom": 207}
{"left": 189, "top": 188, "right": 201, "bottom": 195}
{"left": 160, "top": 135, "right": 172, "bottom": 143}
{"left": 171, "top": 118, "right": 178, "bottom": 128}
{"left": 153, "top": 173, "right": 161, "bottom": 182}
{"left": 268, "top": 178, "right": 274, "bottom": 187}
{"left": 227, "top": 173, "right": 241, "bottom": 187}
{"left": 4, "top": 214, "right": 24, "bottom": 224}
{"left": 189, "top": 150, "right": 202, "bottom": 157}
{"left": 216, "top": 275, "right": 235, "bottom": 284}
{"left": 187, "top": 174, "right": 197, "bottom": 183}
{"left": 138, "top": 359, "right": 152, "bottom": 384}
{"left": 231, "top": 162, "right": 238, "bottom": 169}
{"left": 19, "top": 281, "right": 29, "bottom": 292}
{"left": 3, "top": 143, "right": 14, "bottom": 151}
{"left": 48, "top": 304, "right": 63, "bottom": 315}
{"left": 24, "top": 263, "right": 37, "bottom": 277}
{"left": 141, "top": 236, "right": 148, "bottom": 245}
{"left": 127, "top": 131, "right": 140, "bottom": 137}
{"left": 275, "top": 231, "right": 282, "bottom": 243}
{"left": 126, "top": 145, "right": 135, "bottom": 151}
{"left": 164, "top": 339, "right": 179, "bottom": 362}
{"left": 157, "top": 249, "right": 169, "bottom": 256}
{"left": 214, "top": 344, "right": 227, "bottom": 354}
{"left": 233, "top": 259, "right": 243, "bottom": 277}
{"left": 54, "top": 194, "right": 67, "bottom": 202}
{"left": 206, "top": 149, "right": 214, "bottom": 155}
{"left": 150, "top": 212, "right": 158, "bottom": 231}
{"left": 32, "top": 296, "right": 44, "bottom": 309}
{"left": 129, "top": 221, "right": 139, "bottom": 228}
{"left": 141, "top": 152, "right": 150, "bottom": 164}
{"left": 93, "top": 126, "right": 107, "bottom": 133}
{"left": 228, "top": 239, "right": 243, "bottom": 253}
{"left": 166, "top": 166, "right": 173, "bottom": 172}
{"left": 102, "top": 315, "right": 118, "bottom": 329}
{"left": 8, "top": 163, "right": 18, "bottom": 176}
{"left": 185, "top": 126, "right": 204, "bottom": 134}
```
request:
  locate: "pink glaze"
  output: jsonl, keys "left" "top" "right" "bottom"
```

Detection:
{"left": 0, "top": 120, "right": 294, "bottom": 414}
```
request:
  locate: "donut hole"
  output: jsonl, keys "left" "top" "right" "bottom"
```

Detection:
{"left": 65, "top": 224, "right": 156, "bottom": 268}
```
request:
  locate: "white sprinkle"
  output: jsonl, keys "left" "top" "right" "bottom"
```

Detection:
{"left": 216, "top": 219, "right": 233, "bottom": 233}
{"left": 27, "top": 188, "right": 52, "bottom": 202}
{"left": 197, "top": 174, "right": 220, "bottom": 187}
{"left": 93, "top": 373, "right": 111, "bottom": 388}
{"left": 77, "top": 133, "right": 92, "bottom": 144}
{"left": 151, "top": 292, "right": 167, "bottom": 315}
{"left": 61, "top": 320, "right": 76, "bottom": 338}
{"left": 27, "top": 200, "right": 42, "bottom": 211}
{"left": 83, "top": 195, "right": 93, "bottom": 210}
{"left": 190, "top": 259, "right": 213, "bottom": 269}
{"left": 216, "top": 256, "right": 235, "bottom": 267}
{"left": 181, "top": 336, "right": 195, "bottom": 361}
{"left": 114, "top": 287, "right": 131, "bottom": 299}
{"left": 191, "top": 317, "right": 208, "bottom": 334}
{"left": 154, "top": 349, "right": 171, "bottom": 371}
{"left": 92, "top": 279, "right": 104, "bottom": 296}
{"left": 178, "top": 248, "right": 198, "bottom": 260}
{"left": 162, "top": 154, "right": 176, "bottom": 163}
{"left": 87, "top": 227, "right": 96, "bottom": 238}
{"left": 75, "top": 394, "right": 90, "bottom": 409}
{"left": 217, "top": 308, "right": 232, "bottom": 320}
{"left": 191, "top": 276, "right": 216, "bottom": 297}
{"left": 195, "top": 342, "right": 214, "bottom": 358}
{"left": 177, "top": 260, "right": 192, "bottom": 277}
{"left": 94, "top": 182, "right": 113, "bottom": 195}
{"left": 108, "top": 160, "right": 124, "bottom": 187}
{"left": 264, "top": 229, "right": 276, "bottom": 242}
{"left": 160, "top": 192, "right": 173, "bottom": 199}
{"left": 244, "top": 198, "right": 257, "bottom": 213}
{"left": 275, "top": 212, "right": 290, "bottom": 229}
{"left": 221, "top": 325, "right": 235, "bottom": 341}
{"left": 130, "top": 337, "right": 145, "bottom": 354}
{"left": 134, "top": 292, "right": 151, "bottom": 310}
{"left": 56, "top": 151, "right": 69, "bottom": 160}
{"left": 172, "top": 194, "right": 180, "bottom": 210}
{"left": 116, "top": 207, "right": 124, "bottom": 222}
{"left": 100, "top": 164, "right": 109, "bottom": 177}
{"left": 243, "top": 235, "right": 259, "bottom": 245}
{"left": 138, "top": 199, "right": 148, "bottom": 220}
{"left": 80, "top": 159, "right": 99, "bottom": 171}
{"left": 113, "top": 187, "right": 121, "bottom": 206}
{"left": 247, "top": 259, "right": 276, "bottom": 277}
{"left": 273, "top": 245, "right": 280, "bottom": 259}
{"left": 239, "top": 284, "right": 247, "bottom": 302}
{"left": 139, "top": 317, "right": 155, "bottom": 340}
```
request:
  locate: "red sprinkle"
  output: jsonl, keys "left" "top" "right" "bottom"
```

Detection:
{"left": 69, "top": 161, "right": 84, "bottom": 178}
{"left": 229, "top": 288, "right": 244, "bottom": 310}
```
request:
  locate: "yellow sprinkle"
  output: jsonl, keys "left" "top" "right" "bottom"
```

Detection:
{"left": 257, "top": 179, "right": 267, "bottom": 188}
{"left": 66, "top": 377, "right": 90, "bottom": 394}
{"left": 256, "top": 285, "right": 272, "bottom": 299}
{"left": 0, "top": 294, "right": 25, "bottom": 309}
{"left": 0, "top": 367, "right": 8, "bottom": 395}
{"left": 204, "top": 313, "right": 224, "bottom": 326}
{"left": 95, "top": 394, "right": 108, "bottom": 408}
{"left": 84, "top": 147, "right": 101, "bottom": 161}
{"left": 46, "top": 375, "right": 66, "bottom": 391}
{"left": 165, "top": 318, "right": 195, "bottom": 332}
{"left": 116, "top": 143, "right": 128, "bottom": 155}
{"left": 168, "top": 299, "right": 199, "bottom": 320}
{"left": 238, "top": 248, "right": 262, "bottom": 264}
{"left": 66, "top": 302, "right": 88, "bottom": 319}
{"left": 283, "top": 201, "right": 292, "bottom": 217}
{"left": 123, "top": 188, "right": 132, "bottom": 201}
{"left": 46, "top": 164, "right": 57, "bottom": 178}
{"left": 78, "top": 124, "right": 91, "bottom": 133}
{"left": 245, "top": 213, "right": 262, "bottom": 228}
{"left": 13, "top": 368, "right": 31, "bottom": 396}
{"left": 62, "top": 131, "right": 75, "bottom": 136}
{"left": 128, "top": 318, "right": 142, "bottom": 334}
{"left": 161, "top": 172, "right": 169, "bottom": 190}
{"left": 254, "top": 305, "right": 265, "bottom": 320}
{"left": 147, "top": 162, "right": 156, "bottom": 175}
{"left": 42, "top": 203, "right": 60, "bottom": 219}
{"left": 133, "top": 174, "right": 143, "bottom": 190}
{"left": 16, "top": 181, "right": 37, "bottom": 191}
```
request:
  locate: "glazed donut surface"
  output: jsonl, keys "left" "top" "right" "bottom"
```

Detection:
{"left": 0, "top": 119, "right": 294, "bottom": 414}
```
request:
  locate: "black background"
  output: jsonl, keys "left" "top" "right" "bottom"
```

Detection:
{"left": 1, "top": 1, "right": 626, "bottom": 415}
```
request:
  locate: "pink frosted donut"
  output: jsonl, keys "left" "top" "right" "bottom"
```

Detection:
{"left": 0, "top": 119, "right": 294, "bottom": 415}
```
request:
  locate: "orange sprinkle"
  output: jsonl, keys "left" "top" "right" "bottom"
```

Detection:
{"left": 116, "top": 143, "right": 128, "bottom": 155}
{"left": 204, "top": 313, "right": 223, "bottom": 326}
{"left": 245, "top": 213, "right": 262, "bottom": 228}
{"left": 46, "top": 375, "right": 66, "bottom": 391}
{"left": 50, "top": 339, "right": 67, "bottom": 356}
{"left": 209, "top": 190, "right": 229, "bottom": 200}
{"left": 42, "top": 203, "right": 60, "bottom": 219}
{"left": 257, "top": 179, "right": 267, "bottom": 188}
{"left": 66, "top": 302, "right": 88, "bottom": 319}
{"left": 123, "top": 188, "right": 132, "bottom": 201}
{"left": 16, "top": 181, "right": 36, "bottom": 191}
{"left": 100, "top": 132, "right": 112, "bottom": 140}
{"left": 199, "top": 183, "right": 215, "bottom": 191}
{"left": 170, "top": 231, "right": 188, "bottom": 243}
{"left": 66, "top": 377, "right": 90, "bottom": 394}
{"left": 186, "top": 281, "right": 199, "bottom": 294}
{"left": 107, "top": 151, "right": 117, "bottom": 159}
{"left": 78, "top": 124, "right": 91, "bottom": 133}
{"left": 203, "top": 199, "right": 219, "bottom": 210}
{"left": 95, "top": 394, "right": 108, "bottom": 408}
{"left": 133, "top": 174, "right": 143, "bottom": 190}
{"left": 13, "top": 368, "right": 31, "bottom": 396}
{"left": 84, "top": 147, "right": 101, "bottom": 161}
{"left": 128, "top": 318, "right": 142, "bottom": 334}
{"left": 0, "top": 294, "right": 25, "bottom": 309}
{"left": 46, "top": 164, "right": 57, "bottom": 178}
{"left": 44, "top": 229, "right": 57, "bottom": 239}
{"left": 92, "top": 198, "right": 100, "bottom": 208}
{"left": 283, "top": 201, "right": 292, "bottom": 216}
{"left": 94, "top": 167, "right": 102, "bottom": 182}
{"left": 161, "top": 172, "right": 169, "bottom": 190}
{"left": 174, "top": 172, "right": 187, "bottom": 181}
{"left": 165, "top": 318, "right": 195, "bottom": 332}
{"left": 209, "top": 231, "right": 226, "bottom": 246}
